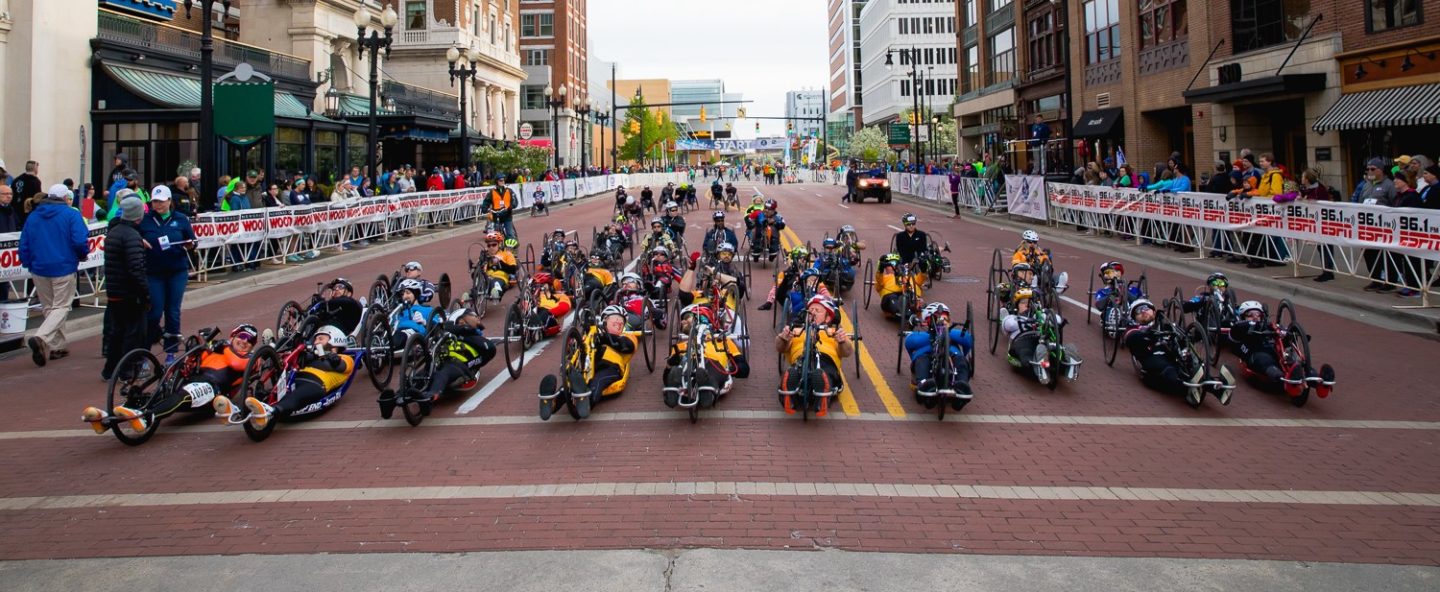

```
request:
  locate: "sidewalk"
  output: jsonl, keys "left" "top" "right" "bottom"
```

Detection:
{"left": 894, "top": 193, "right": 1440, "bottom": 335}
{"left": 2, "top": 549, "right": 1435, "bottom": 592}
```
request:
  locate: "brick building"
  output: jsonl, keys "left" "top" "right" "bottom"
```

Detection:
{"left": 827, "top": 0, "right": 869, "bottom": 134}
{"left": 518, "top": 0, "right": 589, "bottom": 167}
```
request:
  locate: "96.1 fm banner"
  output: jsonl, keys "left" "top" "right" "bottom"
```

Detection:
{"left": 1048, "top": 183, "right": 1440, "bottom": 261}
{"left": 0, "top": 224, "right": 109, "bottom": 281}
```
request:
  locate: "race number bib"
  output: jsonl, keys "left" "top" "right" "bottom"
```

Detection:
{"left": 411, "top": 311, "right": 425, "bottom": 324}
{"left": 158, "top": 235, "right": 173, "bottom": 250}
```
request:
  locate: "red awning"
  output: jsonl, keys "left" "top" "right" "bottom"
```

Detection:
{"left": 519, "top": 138, "right": 552, "bottom": 148}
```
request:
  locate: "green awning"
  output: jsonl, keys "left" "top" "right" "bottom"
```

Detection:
{"left": 104, "top": 63, "right": 312, "bottom": 118}
{"left": 334, "top": 93, "right": 398, "bottom": 117}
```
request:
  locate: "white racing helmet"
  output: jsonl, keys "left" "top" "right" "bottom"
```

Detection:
{"left": 314, "top": 325, "right": 350, "bottom": 347}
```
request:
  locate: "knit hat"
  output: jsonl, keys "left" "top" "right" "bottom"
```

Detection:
{"left": 1425, "top": 164, "right": 1440, "bottom": 177}
{"left": 120, "top": 196, "right": 145, "bottom": 221}
{"left": 1366, "top": 158, "right": 1386, "bottom": 170}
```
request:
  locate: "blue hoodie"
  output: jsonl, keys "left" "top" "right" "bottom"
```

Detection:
{"left": 18, "top": 199, "right": 91, "bottom": 277}
{"left": 903, "top": 327, "right": 974, "bottom": 362}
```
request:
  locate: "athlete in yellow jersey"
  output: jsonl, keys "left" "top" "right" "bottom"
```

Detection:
{"left": 537, "top": 305, "right": 639, "bottom": 420}
{"left": 776, "top": 295, "right": 854, "bottom": 417}
{"left": 212, "top": 325, "right": 355, "bottom": 431}
{"left": 480, "top": 231, "right": 520, "bottom": 300}
{"left": 1011, "top": 229, "right": 1051, "bottom": 267}
{"left": 873, "top": 252, "right": 924, "bottom": 321}
{"left": 663, "top": 304, "right": 750, "bottom": 409}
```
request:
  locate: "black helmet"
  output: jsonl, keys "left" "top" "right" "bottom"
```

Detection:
{"left": 712, "top": 211, "right": 725, "bottom": 221}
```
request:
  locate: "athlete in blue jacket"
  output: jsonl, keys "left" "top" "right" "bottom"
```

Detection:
{"left": 903, "top": 303, "right": 975, "bottom": 411}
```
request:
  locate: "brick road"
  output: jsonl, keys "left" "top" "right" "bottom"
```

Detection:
{"left": 1, "top": 179, "right": 1437, "bottom": 566}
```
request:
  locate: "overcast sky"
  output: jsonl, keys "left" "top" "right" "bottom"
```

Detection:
{"left": 589, "top": 0, "right": 830, "bottom": 137}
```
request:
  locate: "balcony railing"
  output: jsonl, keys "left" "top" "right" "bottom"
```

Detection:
{"left": 393, "top": 26, "right": 520, "bottom": 69}
{"left": 97, "top": 10, "right": 312, "bottom": 80}
{"left": 382, "top": 80, "right": 460, "bottom": 119}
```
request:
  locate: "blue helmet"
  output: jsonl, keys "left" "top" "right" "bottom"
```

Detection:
{"left": 822, "top": 237, "right": 839, "bottom": 249}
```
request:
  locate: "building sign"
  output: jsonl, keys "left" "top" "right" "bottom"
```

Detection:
{"left": 888, "top": 123, "right": 910, "bottom": 149}
{"left": 213, "top": 63, "right": 275, "bottom": 139}
{"left": 519, "top": 122, "right": 533, "bottom": 140}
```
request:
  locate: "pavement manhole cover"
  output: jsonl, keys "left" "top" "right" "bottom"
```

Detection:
{"left": 943, "top": 276, "right": 982, "bottom": 284}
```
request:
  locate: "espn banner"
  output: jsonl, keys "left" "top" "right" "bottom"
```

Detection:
{"left": 1048, "top": 183, "right": 1440, "bottom": 261}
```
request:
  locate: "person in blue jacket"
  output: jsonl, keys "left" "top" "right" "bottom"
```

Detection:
{"left": 389, "top": 279, "right": 444, "bottom": 351}
{"left": 903, "top": 302, "right": 975, "bottom": 411}
{"left": 17, "top": 184, "right": 92, "bottom": 366}
{"left": 138, "top": 186, "right": 197, "bottom": 364}
{"left": 811, "top": 237, "right": 855, "bottom": 293}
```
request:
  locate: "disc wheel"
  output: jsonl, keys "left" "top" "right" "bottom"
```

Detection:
{"left": 640, "top": 297, "right": 658, "bottom": 373}
{"left": 105, "top": 349, "right": 163, "bottom": 446}
{"left": 240, "top": 345, "right": 282, "bottom": 442}
{"left": 437, "top": 273, "right": 452, "bottom": 311}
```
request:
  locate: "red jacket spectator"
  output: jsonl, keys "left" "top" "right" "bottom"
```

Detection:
{"left": 426, "top": 171, "right": 444, "bottom": 191}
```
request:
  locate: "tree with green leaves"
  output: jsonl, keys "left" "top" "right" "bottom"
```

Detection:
{"left": 472, "top": 145, "right": 549, "bottom": 179}
{"left": 848, "top": 126, "right": 889, "bottom": 162}
{"left": 619, "top": 95, "right": 679, "bottom": 165}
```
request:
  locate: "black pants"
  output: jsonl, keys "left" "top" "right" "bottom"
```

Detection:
{"left": 881, "top": 293, "right": 902, "bottom": 317}
{"left": 781, "top": 356, "right": 843, "bottom": 396}
{"left": 274, "top": 376, "right": 329, "bottom": 417}
{"left": 424, "top": 361, "right": 471, "bottom": 398}
{"left": 913, "top": 351, "right": 971, "bottom": 386}
{"left": 1138, "top": 354, "right": 1186, "bottom": 395}
{"left": 949, "top": 191, "right": 960, "bottom": 215}
{"left": 586, "top": 366, "right": 623, "bottom": 400}
{"left": 102, "top": 300, "right": 149, "bottom": 378}
{"left": 1244, "top": 349, "right": 1282, "bottom": 381}
{"left": 1008, "top": 331, "right": 1040, "bottom": 364}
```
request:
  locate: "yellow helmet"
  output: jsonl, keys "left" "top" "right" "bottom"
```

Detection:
{"left": 1014, "top": 287, "right": 1035, "bottom": 301}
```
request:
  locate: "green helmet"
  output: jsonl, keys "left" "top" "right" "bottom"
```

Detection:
{"left": 789, "top": 246, "right": 809, "bottom": 260}
{"left": 881, "top": 253, "right": 901, "bottom": 266}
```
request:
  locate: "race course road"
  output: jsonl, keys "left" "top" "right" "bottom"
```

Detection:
{"left": 1, "top": 180, "right": 1437, "bottom": 571}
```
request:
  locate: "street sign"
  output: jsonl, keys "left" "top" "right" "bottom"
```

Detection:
{"left": 887, "top": 123, "right": 910, "bottom": 149}
{"left": 519, "top": 122, "right": 533, "bottom": 140}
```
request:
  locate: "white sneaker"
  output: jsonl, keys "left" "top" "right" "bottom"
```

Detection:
{"left": 245, "top": 397, "right": 273, "bottom": 430}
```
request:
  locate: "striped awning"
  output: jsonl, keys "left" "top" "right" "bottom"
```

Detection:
{"left": 1313, "top": 83, "right": 1440, "bottom": 132}
{"left": 103, "top": 63, "right": 312, "bottom": 119}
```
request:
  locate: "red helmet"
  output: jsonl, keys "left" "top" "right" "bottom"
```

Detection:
{"left": 1100, "top": 261, "right": 1125, "bottom": 276}
{"left": 680, "top": 304, "right": 714, "bottom": 325}
{"left": 531, "top": 271, "right": 553, "bottom": 286}
{"left": 764, "top": 199, "right": 778, "bottom": 210}
{"left": 622, "top": 295, "right": 645, "bottom": 316}
{"left": 805, "top": 295, "right": 838, "bottom": 322}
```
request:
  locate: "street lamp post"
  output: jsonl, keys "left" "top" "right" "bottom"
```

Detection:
{"left": 543, "top": 83, "right": 567, "bottom": 172}
{"left": 931, "top": 116, "right": 940, "bottom": 163}
{"left": 633, "top": 88, "right": 644, "bottom": 169}
{"left": 594, "top": 105, "right": 611, "bottom": 174}
{"left": 575, "top": 97, "right": 593, "bottom": 176}
{"left": 180, "top": 0, "right": 231, "bottom": 202}
{"left": 447, "top": 45, "right": 481, "bottom": 168}
{"left": 354, "top": 4, "right": 397, "bottom": 186}
{"left": 884, "top": 46, "right": 922, "bottom": 167}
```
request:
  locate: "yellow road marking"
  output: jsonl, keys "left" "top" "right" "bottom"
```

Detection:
{"left": 781, "top": 227, "right": 906, "bottom": 418}
{"left": 777, "top": 230, "right": 859, "bottom": 416}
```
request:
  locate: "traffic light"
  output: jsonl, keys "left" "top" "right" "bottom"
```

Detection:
{"left": 737, "top": 107, "right": 746, "bottom": 119}
{"left": 787, "top": 122, "right": 794, "bottom": 135}
{"left": 755, "top": 121, "right": 760, "bottom": 132}
{"left": 629, "top": 120, "right": 640, "bottom": 134}
{"left": 699, "top": 106, "right": 707, "bottom": 122}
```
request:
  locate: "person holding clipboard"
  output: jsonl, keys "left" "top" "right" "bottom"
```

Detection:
{"left": 139, "top": 185, "right": 198, "bottom": 365}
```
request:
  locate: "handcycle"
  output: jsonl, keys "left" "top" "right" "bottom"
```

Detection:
{"left": 1237, "top": 299, "right": 1336, "bottom": 407}
{"left": 1136, "top": 295, "right": 1235, "bottom": 409}
{"left": 862, "top": 259, "right": 922, "bottom": 333}
{"left": 465, "top": 241, "right": 533, "bottom": 318}
{"left": 899, "top": 303, "right": 975, "bottom": 420}
{"left": 234, "top": 319, "right": 394, "bottom": 441}
{"left": 88, "top": 328, "right": 226, "bottom": 446}
{"left": 386, "top": 309, "right": 484, "bottom": 426}
{"left": 890, "top": 232, "right": 952, "bottom": 289}
{"left": 1087, "top": 267, "right": 1148, "bottom": 367}
{"left": 775, "top": 304, "right": 861, "bottom": 422}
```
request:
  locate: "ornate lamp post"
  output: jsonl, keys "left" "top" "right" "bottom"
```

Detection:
{"left": 447, "top": 45, "right": 481, "bottom": 168}
{"left": 180, "top": 0, "right": 231, "bottom": 201}
{"left": 354, "top": 4, "right": 397, "bottom": 184}
{"left": 543, "top": 83, "right": 568, "bottom": 172}
{"left": 574, "top": 96, "right": 593, "bottom": 176}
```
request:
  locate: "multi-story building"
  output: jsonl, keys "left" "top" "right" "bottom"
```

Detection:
{"left": 951, "top": 0, "right": 1017, "bottom": 165}
{"left": 609, "top": 78, "right": 671, "bottom": 164}
{"left": 3, "top": 0, "right": 95, "bottom": 184}
{"left": 786, "top": 90, "right": 826, "bottom": 138}
{"left": 826, "top": 0, "right": 869, "bottom": 132}
{"left": 1292, "top": 0, "right": 1436, "bottom": 190}
{"left": 671, "top": 79, "right": 725, "bottom": 134}
{"left": 858, "top": 0, "right": 959, "bottom": 140}
{"left": 517, "top": 0, "right": 589, "bottom": 168}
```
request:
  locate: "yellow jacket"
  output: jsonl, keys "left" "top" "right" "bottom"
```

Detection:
{"left": 298, "top": 353, "right": 355, "bottom": 392}
{"left": 672, "top": 335, "right": 743, "bottom": 370}
{"left": 780, "top": 328, "right": 851, "bottom": 366}
{"left": 1247, "top": 169, "right": 1285, "bottom": 198}
{"left": 598, "top": 332, "right": 640, "bottom": 396}
{"left": 874, "top": 269, "right": 923, "bottom": 298}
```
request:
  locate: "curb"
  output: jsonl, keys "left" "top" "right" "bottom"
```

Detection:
{"left": 891, "top": 192, "right": 1440, "bottom": 335}
{"left": 18, "top": 189, "right": 615, "bottom": 345}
